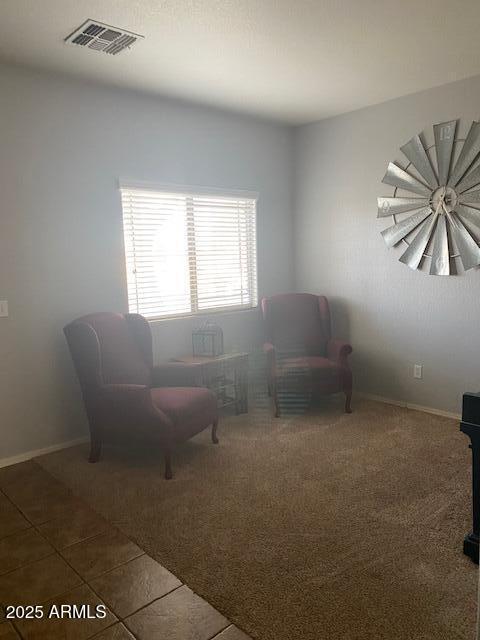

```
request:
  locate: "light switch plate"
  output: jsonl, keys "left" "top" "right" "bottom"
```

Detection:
{"left": 0, "top": 300, "right": 8, "bottom": 317}
{"left": 413, "top": 364, "right": 423, "bottom": 379}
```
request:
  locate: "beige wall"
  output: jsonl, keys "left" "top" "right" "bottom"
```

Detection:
{"left": 294, "top": 74, "right": 480, "bottom": 415}
{"left": 0, "top": 63, "right": 294, "bottom": 462}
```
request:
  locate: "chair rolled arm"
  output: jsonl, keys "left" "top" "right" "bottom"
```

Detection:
{"left": 327, "top": 339, "right": 353, "bottom": 364}
{"left": 152, "top": 363, "right": 203, "bottom": 388}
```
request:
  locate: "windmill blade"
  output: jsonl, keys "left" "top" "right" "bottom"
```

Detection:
{"left": 382, "top": 162, "right": 431, "bottom": 196}
{"left": 377, "top": 197, "right": 428, "bottom": 217}
{"left": 399, "top": 213, "right": 438, "bottom": 270}
{"left": 434, "top": 120, "right": 457, "bottom": 186}
{"left": 446, "top": 211, "right": 480, "bottom": 270}
{"left": 400, "top": 135, "right": 438, "bottom": 188}
{"left": 457, "top": 162, "right": 480, "bottom": 193}
{"left": 381, "top": 207, "right": 431, "bottom": 248}
{"left": 459, "top": 189, "right": 480, "bottom": 204}
{"left": 448, "top": 121, "right": 480, "bottom": 187}
{"left": 429, "top": 215, "right": 450, "bottom": 275}
{"left": 456, "top": 203, "right": 480, "bottom": 231}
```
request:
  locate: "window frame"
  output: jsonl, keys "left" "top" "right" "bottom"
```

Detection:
{"left": 119, "top": 180, "right": 259, "bottom": 322}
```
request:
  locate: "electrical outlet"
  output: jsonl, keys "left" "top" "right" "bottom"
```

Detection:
{"left": 0, "top": 300, "right": 8, "bottom": 318}
{"left": 413, "top": 364, "right": 423, "bottom": 379}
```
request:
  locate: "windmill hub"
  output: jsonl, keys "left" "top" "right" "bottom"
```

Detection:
{"left": 431, "top": 185, "right": 458, "bottom": 215}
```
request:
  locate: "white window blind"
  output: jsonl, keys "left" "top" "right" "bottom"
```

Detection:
{"left": 121, "top": 185, "right": 258, "bottom": 319}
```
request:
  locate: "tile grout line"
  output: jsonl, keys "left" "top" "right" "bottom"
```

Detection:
{"left": 0, "top": 483, "right": 78, "bottom": 529}
{"left": 13, "top": 480, "right": 212, "bottom": 621}
{"left": 58, "top": 548, "right": 146, "bottom": 586}
{"left": 1, "top": 464, "right": 242, "bottom": 640}
{"left": 89, "top": 620, "right": 144, "bottom": 640}
{"left": 20, "top": 509, "right": 190, "bottom": 637}
{"left": 1, "top": 480, "right": 146, "bottom": 579}
{"left": 0, "top": 473, "right": 92, "bottom": 636}
{"left": 206, "top": 622, "right": 234, "bottom": 640}
{"left": 2, "top": 475, "right": 152, "bottom": 613}
{"left": 0, "top": 524, "right": 35, "bottom": 544}
{"left": 80, "top": 554, "right": 154, "bottom": 623}
{"left": 87, "top": 620, "right": 122, "bottom": 639}
{"left": 0, "top": 548, "right": 58, "bottom": 579}
{"left": 1, "top": 539, "right": 116, "bottom": 640}
{"left": 120, "top": 583, "right": 186, "bottom": 630}
{"left": 47, "top": 526, "right": 112, "bottom": 552}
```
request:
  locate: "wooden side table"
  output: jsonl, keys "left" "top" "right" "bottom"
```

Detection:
{"left": 172, "top": 352, "right": 248, "bottom": 414}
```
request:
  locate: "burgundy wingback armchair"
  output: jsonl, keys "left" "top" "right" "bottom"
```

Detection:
{"left": 261, "top": 293, "right": 353, "bottom": 415}
{"left": 64, "top": 312, "right": 219, "bottom": 479}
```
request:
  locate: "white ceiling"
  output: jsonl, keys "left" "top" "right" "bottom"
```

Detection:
{"left": 1, "top": 1, "right": 480, "bottom": 124}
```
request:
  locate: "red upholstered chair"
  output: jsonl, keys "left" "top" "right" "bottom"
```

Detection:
{"left": 261, "top": 293, "right": 353, "bottom": 415}
{"left": 64, "top": 312, "right": 219, "bottom": 479}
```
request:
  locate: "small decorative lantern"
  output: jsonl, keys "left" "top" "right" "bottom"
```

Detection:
{"left": 192, "top": 320, "right": 224, "bottom": 357}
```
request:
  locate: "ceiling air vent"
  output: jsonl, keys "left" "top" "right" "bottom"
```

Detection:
{"left": 65, "top": 19, "right": 144, "bottom": 55}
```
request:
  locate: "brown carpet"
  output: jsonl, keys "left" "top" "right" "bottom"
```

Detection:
{"left": 37, "top": 397, "right": 477, "bottom": 640}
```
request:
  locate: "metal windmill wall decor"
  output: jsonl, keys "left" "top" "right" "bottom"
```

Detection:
{"left": 378, "top": 120, "right": 480, "bottom": 275}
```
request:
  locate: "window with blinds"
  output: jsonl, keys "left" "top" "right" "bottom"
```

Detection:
{"left": 120, "top": 184, "right": 258, "bottom": 319}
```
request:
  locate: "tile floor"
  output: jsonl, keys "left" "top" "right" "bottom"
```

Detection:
{"left": 0, "top": 460, "right": 252, "bottom": 640}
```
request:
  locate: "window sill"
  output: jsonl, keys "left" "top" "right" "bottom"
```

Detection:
{"left": 146, "top": 305, "right": 259, "bottom": 324}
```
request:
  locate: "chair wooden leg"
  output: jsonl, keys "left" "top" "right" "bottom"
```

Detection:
{"left": 164, "top": 451, "right": 173, "bottom": 480}
{"left": 345, "top": 391, "right": 352, "bottom": 414}
{"left": 211, "top": 420, "right": 219, "bottom": 444}
{"left": 88, "top": 437, "right": 102, "bottom": 463}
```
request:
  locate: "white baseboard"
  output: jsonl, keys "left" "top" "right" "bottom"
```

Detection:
{"left": 357, "top": 392, "right": 461, "bottom": 421}
{"left": 0, "top": 436, "right": 89, "bottom": 470}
